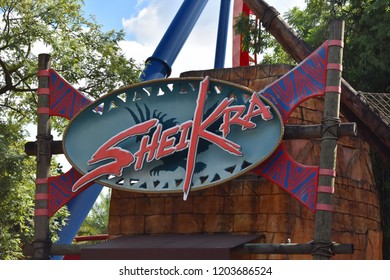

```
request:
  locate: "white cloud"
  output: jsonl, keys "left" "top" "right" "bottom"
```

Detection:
{"left": 118, "top": 40, "right": 153, "bottom": 64}
{"left": 122, "top": 5, "right": 162, "bottom": 44}
{"left": 31, "top": 40, "right": 53, "bottom": 56}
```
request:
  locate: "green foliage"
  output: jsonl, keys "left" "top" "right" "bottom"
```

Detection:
{"left": 233, "top": 12, "right": 295, "bottom": 65}
{"left": 78, "top": 189, "right": 111, "bottom": 236}
{"left": 0, "top": 121, "right": 35, "bottom": 259}
{"left": 261, "top": 40, "right": 296, "bottom": 66}
{"left": 286, "top": 0, "right": 390, "bottom": 92}
{"left": 343, "top": 0, "right": 390, "bottom": 92}
{"left": 284, "top": 3, "right": 329, "bottom": 48}
{"left": 233, "top": 13, "right": 267, "bottom": 55}
{"left": 1, "top": 0, "right": 142, "bottom": 127}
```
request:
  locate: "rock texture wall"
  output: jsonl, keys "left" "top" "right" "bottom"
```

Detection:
{"left": 108, "top": 64, "right": 382, "bottom": 259}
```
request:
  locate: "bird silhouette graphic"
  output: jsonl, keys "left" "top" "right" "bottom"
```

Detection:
{"left": 125, "top": 102, "right": 223, "bottom": 176}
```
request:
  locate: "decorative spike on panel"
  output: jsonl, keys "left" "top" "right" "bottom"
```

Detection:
{"left": 48, "top": 168, "right": 94, "bottom": 217}
{"left": 47, "top": 69, "right": 103, "bottom": 216}
{"left": 260, "top": 41, "right": 328, "bottom": 123}
{"left": 253, "top": 144, "right": 319, "bottom": 211}
{"left": 49, "top": 69, "right": 97, "bottom": 120}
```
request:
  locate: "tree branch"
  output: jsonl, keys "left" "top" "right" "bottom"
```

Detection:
{"left": 0, "top": 103, "right": 28, "bottom": 117}
{"left": 0, "top": 59, "right": 13, "bottom": 94}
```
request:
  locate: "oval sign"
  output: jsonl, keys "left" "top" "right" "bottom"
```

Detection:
{"left": 64, "top": 77, "right": 284, "bottom": 198}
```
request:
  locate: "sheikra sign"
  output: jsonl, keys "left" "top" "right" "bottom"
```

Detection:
{"left": 64, "top": 77, "right": 284, "bottom": 199}
{"left": 50, "top": 41, "right": 329, "bottom": 213}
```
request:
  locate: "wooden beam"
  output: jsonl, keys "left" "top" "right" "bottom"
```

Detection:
{"left": 24, "top": 123, "right": 357, "bottom": 156}
{"left": 234, "top": 243, "right": 354, "bottom": 255}
{"left": 23, "top": 243, "right": 91, "bottom": 257}
{"left": 243, "top": 0, "right": 312, "bottom": 62}
{"left": 22, "top": 242, "right": 354, "bottom": 257}
{"left": 25, "top": 140, "right": 63, "bottom": 155}
{"left": 283, "top": 123, "right": 356, "bottom": 140}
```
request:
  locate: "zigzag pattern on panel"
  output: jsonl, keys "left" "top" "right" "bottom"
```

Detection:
{"left": 47, "top": 69, "right": 98, "bottom": 216}
{"left": 48, "top": 168, "right": 93, "bottom": 217}
{"left": 260, "top": 41, "right": 328, "bottom": 123}
{"left": 49, "top": 69, "right": 93, "bottom": 120}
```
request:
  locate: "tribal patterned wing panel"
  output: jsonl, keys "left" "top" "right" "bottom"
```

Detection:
{"left": 49, "top": 69, "right": 96, "bottom": 120}
{"left": 253, "top": 144, "right": 319, "bottom": 211}
{"left": 48, "top": 168, "right": 94, "bottom": 217}
{"left": 260, "top": 41, "right": 328, "bottom": 124}
{"left": 48, "top": 69, "right": 101, "bottom": 216}
{"left": 254, "top": 41, "right": 330, "bottom": 212}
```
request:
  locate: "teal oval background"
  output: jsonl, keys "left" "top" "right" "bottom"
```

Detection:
{"left": 63, "top": 78, "right": 284, "bottom": 193}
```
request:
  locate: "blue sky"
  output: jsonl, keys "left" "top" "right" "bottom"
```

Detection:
{"left": 83, "top": 0, "right": 144, "bottom": 36}
{"left": 80, "top": 0, "right": 306, "bottom": 77}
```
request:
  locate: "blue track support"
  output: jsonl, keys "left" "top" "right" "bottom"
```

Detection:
{"left": 141, "top": 0, "right": 209, "bottom": 80}
{"left": 214, "top": 0, "right": 231, "bottom": 69}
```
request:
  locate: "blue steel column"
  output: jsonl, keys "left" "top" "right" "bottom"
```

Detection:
{"left": 214, "top": 0, "right": 231, "bottom": 69}
{"left": 141, "top": 0, "right": 209, "bottom": 81}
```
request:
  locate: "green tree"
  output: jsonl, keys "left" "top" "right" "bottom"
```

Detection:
{"left": 1, "top": 0, "right": 141, "bottom": 125}
{"left": 233, "top": 9, "right": 296, "bottom": 65}
{"left": 0, "top": 0, "right": 141, "bottom": 259}
{"left": 285, "top": 0, "right": 390, "bottom": 92}
{"left": 78, "top": 189, "right": 111, "bottom": 236}
{"left": 0, "top": 121, "right": 34, "bottom": 259}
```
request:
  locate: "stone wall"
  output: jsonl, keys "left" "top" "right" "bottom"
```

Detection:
{"left": 108, "top": 64, "right": 382, "bottom": 259}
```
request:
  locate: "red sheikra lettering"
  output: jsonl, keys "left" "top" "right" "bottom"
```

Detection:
{"left": 72, "top": 119, "right": 158, "bottom": 192}
{"left": 72, "top": 77, "right": 274, "bottom": 197}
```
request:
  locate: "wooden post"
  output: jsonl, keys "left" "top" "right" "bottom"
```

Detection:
{"left": 312, "top": 20, "right": 344, "bottom": 260}
{"left": 33, "top": 54, "right": 52, "bottom": 259}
